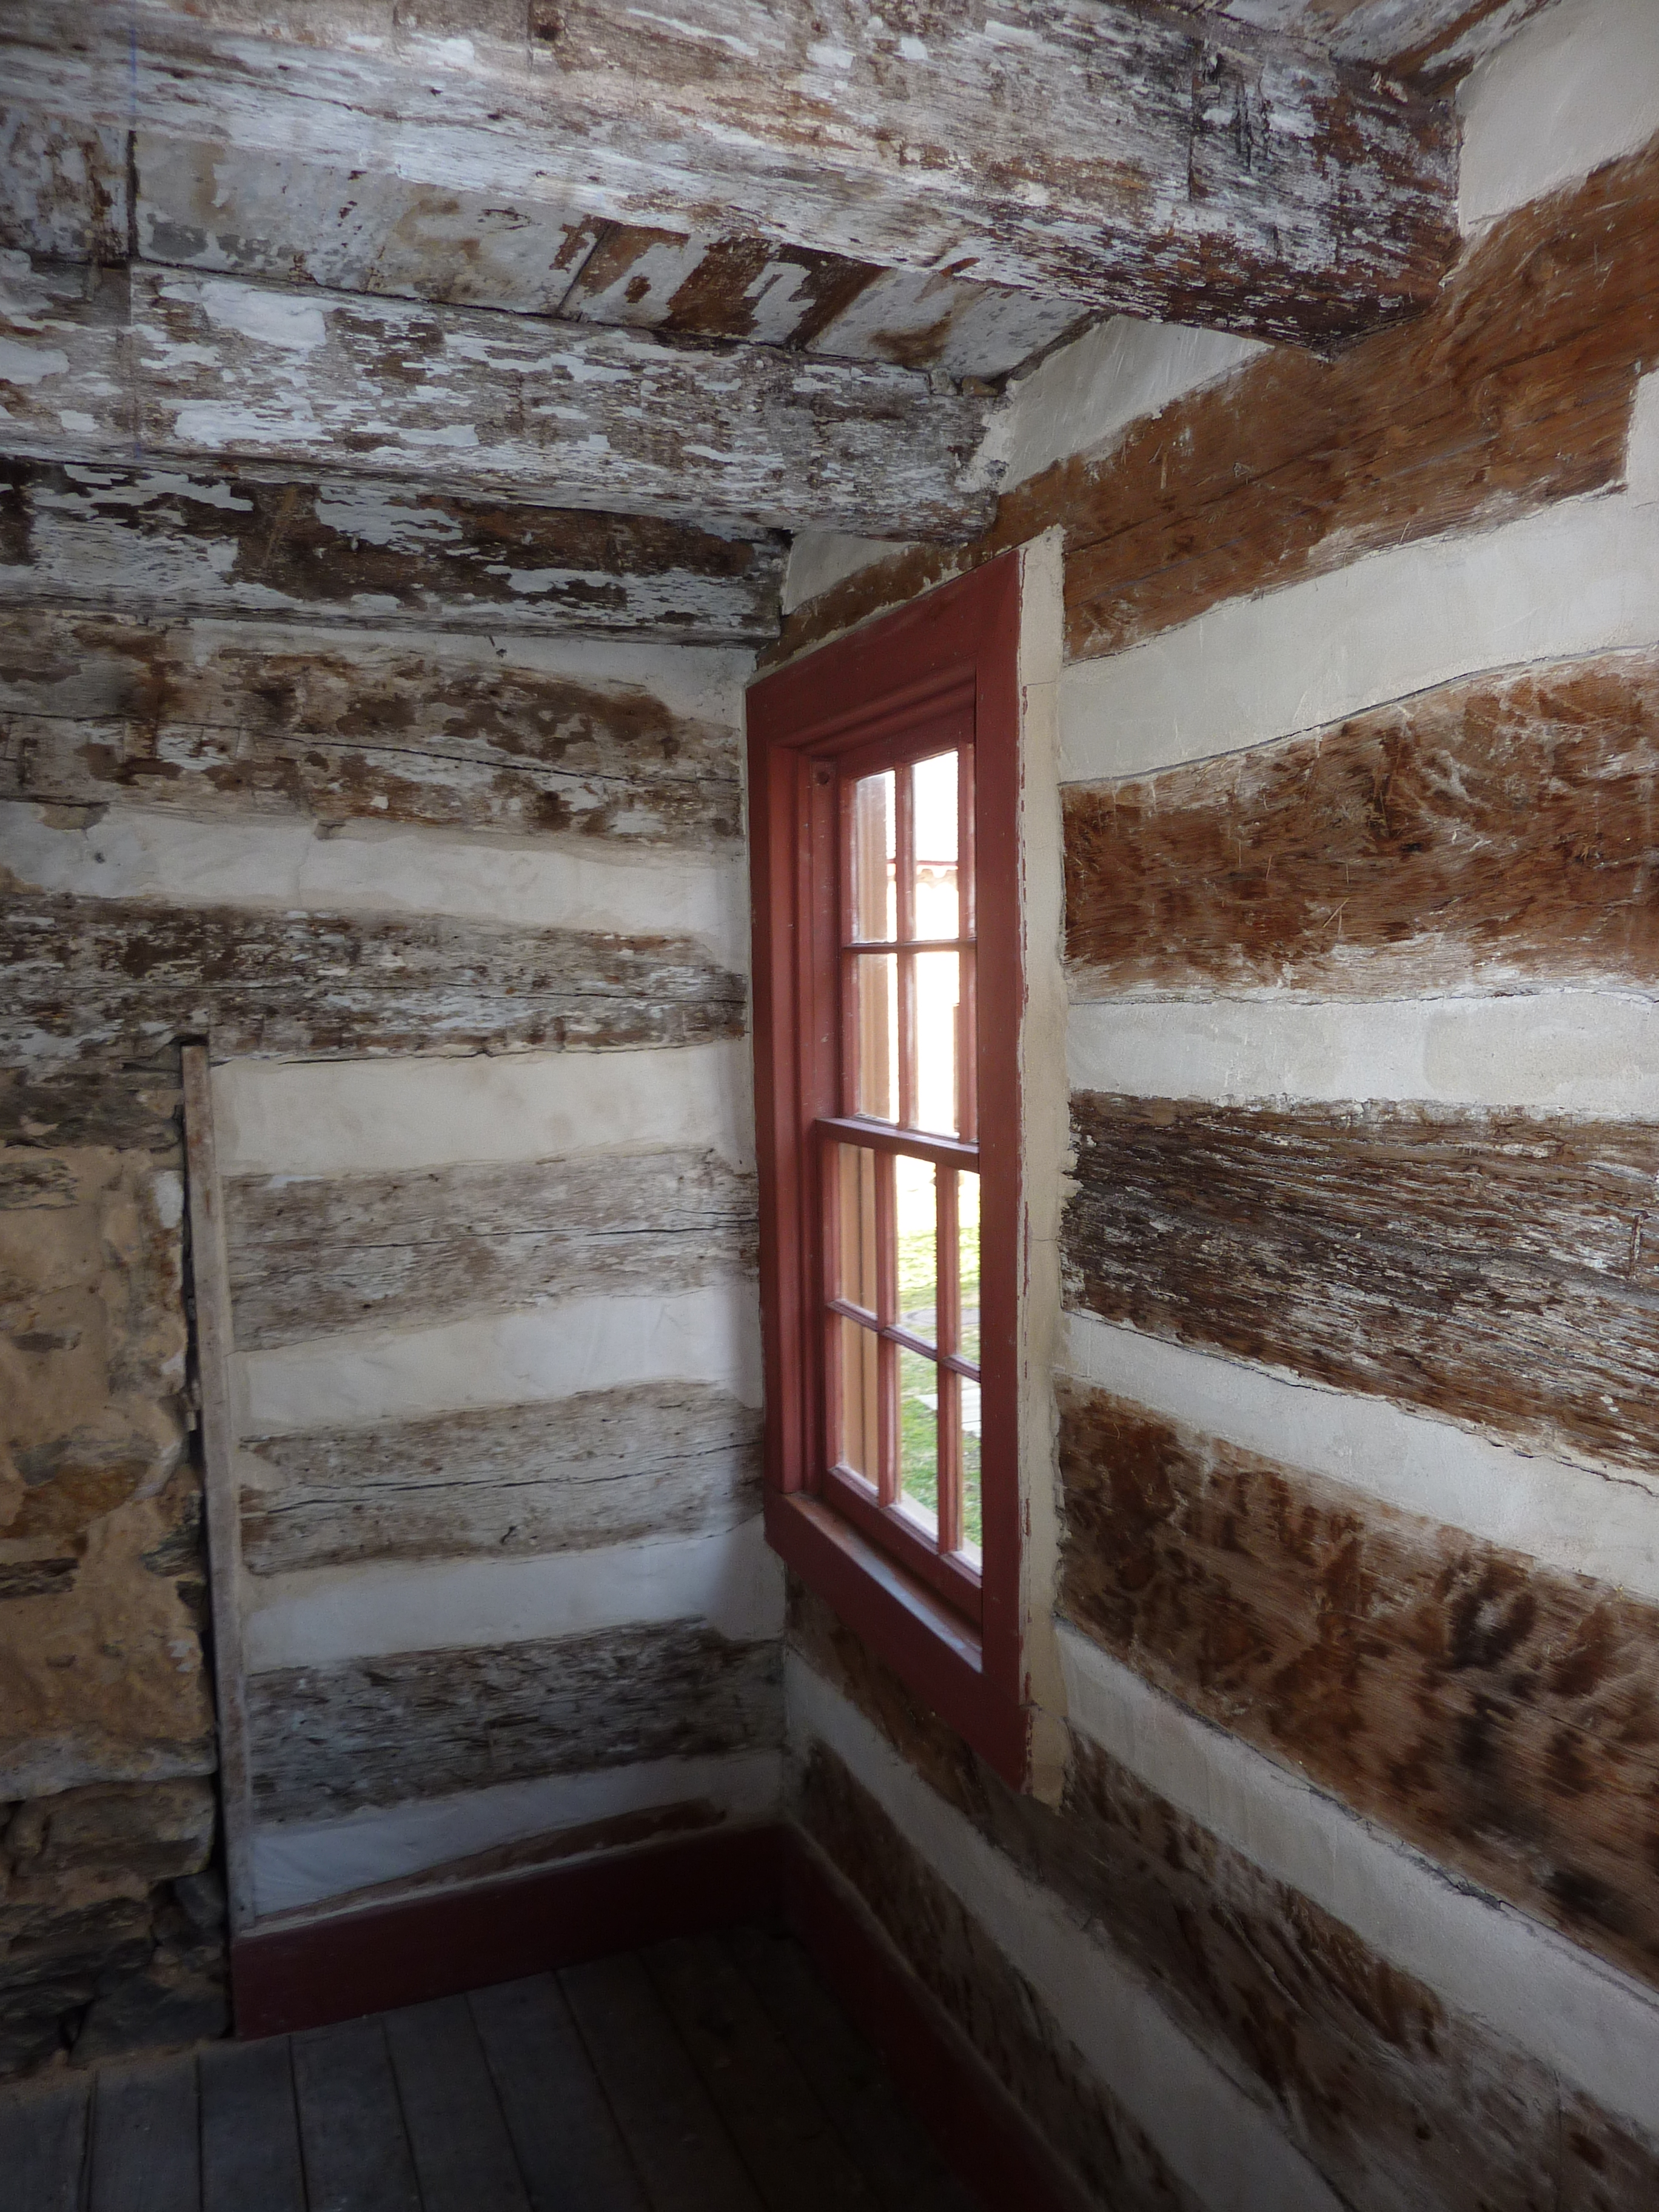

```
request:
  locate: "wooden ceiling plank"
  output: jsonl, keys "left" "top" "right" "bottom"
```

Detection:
{"left": 2, "top": 0, "right": 1459, "bottom": 348}
{"left": 0, "top": 258, "right": 996, "bottom": 540}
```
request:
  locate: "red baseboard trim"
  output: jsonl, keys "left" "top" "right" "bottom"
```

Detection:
{"left": 232, "top": 1822, "right": 785, "bottom": 2040}
{"left": 783, "top": 1835, "right": 1085, "bottom": 2212}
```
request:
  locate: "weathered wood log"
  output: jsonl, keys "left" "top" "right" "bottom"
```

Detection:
{"left": 1064, "top": 650, "right": 1659, "bottom": 1002}
{"left": 239, "top": 1384, "right": 762, "bottom": 1576}
{"left": 1172, "top": 0, "right": 1556, "bottom": 81}
{"left": 0, "top": 890, "right": 746, "bottom": 1073}
{"left": 0, "top": 611, "right": 743, "bottom": 848}
{"left": 796, "top": 1743, "right": 1195, "bottom": 2212}
{"left": 768, "top": 139, "right": 1659, "bottom": 668}
{"left": 0, "top": 458, "right": 783, "bottom": 643}
{"left": 2, "top": 1, "right": 1460, "bottom": 349}
{"left": 246, "top": 1621, "right": 783, "bottom": 1820}
{"left": 224, "top": 1151, "right": 757, "bottom": 1347}
{"left": 793, "top": 1595, "right": 1577, "bottom": 2212}
{"left": 0, "top": 258, "right": 994, "bottom": 541}
{"left": 1057, "top": 1383, "right": 1659, "bottom": 2000}
{"left": 1062, "top": 1094, "right": 1659, "bottom": 1478}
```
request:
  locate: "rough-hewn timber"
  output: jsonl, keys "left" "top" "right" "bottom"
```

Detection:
{"left": 246, "top": 1621, "right": 783, "bottom": 1822}
{"left": 0, "top": 612, "right": 743, "bottom": 848}
{"left": 0, "top": 459, "right": 784, "bottom": 643}
{"left": 793, "top": 1592, "right": 1581, "bottom": 2212}
{"left": 1063, "top": 1094, "right": 1659, "bottom": 1480}
{"left": 797, "top": 1744, "right": 1202, "bottom": 2212}
{"left": 0, "top": 891, "right": 746, "bottom": 1073}
{"left": 1174, "top": 0, "right": 1557, "bottom": 81}
{"left": 1057, "top": 1384, "right": 1659, "bottom": 1997}
{"left": 224, "top": 1150, "right": 756, "bottom": 1347}
{"left": 1065, "top": 651, "right": 1659, "bottom": 1001}
{"left": 238, "top": 1384, "right": 762, "bottom": 1577}
{"left": 2, "top": 1, "right": 1459, "bottom": 348}
{"left": 767, "top": 139, "right": 1659, "bottom": 669}
{"left": 0, "top": 259, "right": 994, "bottom": 541}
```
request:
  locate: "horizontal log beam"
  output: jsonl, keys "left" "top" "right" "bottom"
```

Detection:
{"left": 247, "top": 1621, "right": 784, "bottom": 1821}
{"left": 0, "top": 609, "right": 745, "bottom": 851}
{"left": 0, "top": 258, "right": 994, "bottom": 540}
{"left": 240, "top": 1385, "right": 762, "bottom": 1576}
{"left": 0, "top": 458, "right": 784, "bottom": 642}
{"left": 1, "top": 1, "right": 1460, "bottom": 349}
{"left": 224, "top": 1150, "right": 757, "bottom": 1346}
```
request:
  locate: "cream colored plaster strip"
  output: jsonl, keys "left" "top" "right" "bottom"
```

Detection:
{"left": 1, "top": 801, "right": 747, "bottom": 970}
{"left": 212, "top": 1037, "right": 755, "bottom": 1178}
{"left": 1066, "top": 994, "right": 1659, "bottom": 1118}
{"left": 235, "top": 1282, "right": 763, "bottom": 1433}
{"left": 787, "top": 1657, "right": 1344, "bottom": 2212}
{"left": 1058, "top": 477, "right": 1659, "bottom": 786}
{"left": 251, "top": 1749, "right": 783, "bottom": 1919}
{"left": 1059, "top": 1312, "right": 1659, "bottom": 1595}
{"left": 1058, "top": 1623, "right": 1659, "bottom": 2141}
{"left": 243, "top": 1514, "right": 783, "bottom": 1672}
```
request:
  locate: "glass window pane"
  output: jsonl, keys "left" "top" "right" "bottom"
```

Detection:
{"left": 957, "top": 1170, "right": 980, "bottom": 1369}
{"left": 912, "top": 950, "right": 959, "bottom": 1134}
{"left": 897, "top": 1344, "right": 939, "bottom": 1535}
{"left": 893, "top": 1155, "right": 935, "bottom": 1346}
{"left": 851, "top": 769, "right": 896, "bottom": 943}
{"left": 834, "top": 1144, "right": 879, "bottom": 1315}
{"left": 911, "top": 751, "right": 959, "bottom": 941}
{"left": 853, "top": 953, "right": 897, "bottom": 1121}
{"left": 962, "top": 1380, "right": 982, "bottom": 1557}
{"left": 836, "top": 1315, "right": 880, "bottom": 1483}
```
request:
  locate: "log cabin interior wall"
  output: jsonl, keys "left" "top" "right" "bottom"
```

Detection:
{"left": 5, "top": 0, "right": 1659, "bottom": 2205}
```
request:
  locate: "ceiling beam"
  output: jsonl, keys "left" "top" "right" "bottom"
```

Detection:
{"left": 2, "top": 1, "right": 1460, "bottom": 350}
{"left": 0, "top": 260, "right": 996, "bottom": 541}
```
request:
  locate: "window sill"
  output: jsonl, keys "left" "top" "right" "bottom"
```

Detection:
{"left": 766, "top": 1490, "right": 1030, "bottom": 1786}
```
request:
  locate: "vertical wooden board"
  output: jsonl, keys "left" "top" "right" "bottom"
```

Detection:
{"left": 643, "top": 1932, "right": 880, "bottom": 2212}
{"left": 181, "top": 1047, "right": 255, "bottom": 1936}
{"left": 382, "top": 1996, "right": 531, "bottom": 2212}
{"left": 199, "top": 2039, "right": 305, "bottom": 2212}
{"left": 0, "top": 2076, "right": 92, "bottom": 2212}
{"left": 89, "top": 2056, "right": 201, "bottom": 2212}
{"left": 469, "top": 1976, "right": 651, "bottom": 2212}
{"left": 290, "top": 2016, "right": 421, "bottom": 2212}
{"left": 560, "top": 1953, "right": 766, "bottom": 2212}
{"left": 722, "top": 1926, "right": 977, "bottom": 2212}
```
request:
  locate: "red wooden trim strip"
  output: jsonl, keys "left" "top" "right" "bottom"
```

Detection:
{"left": 232, "top": 1826, "right": 786, "bottom": 2040}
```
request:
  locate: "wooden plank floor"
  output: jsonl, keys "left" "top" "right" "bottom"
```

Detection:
{"left": 0, "top": 1929, "right": 981, "bottom": 2212}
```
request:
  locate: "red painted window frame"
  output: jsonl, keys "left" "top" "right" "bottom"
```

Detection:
{"left": 748, "top": 555, "right": 1027, "bottom": 1786}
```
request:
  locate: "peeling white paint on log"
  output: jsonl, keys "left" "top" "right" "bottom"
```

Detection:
{"left": 133, "top": 133, "right": 603, "bottom": 319}
{"left": 1058, "top": 1310, "right": 1659, "bottom": 1598}
{"left": 0, "top": 256, "right": 995, "bottom": 540}
{"left": 238, "top": 1382, "right": 760, "bottom": 1575}
{"left": 1458, "top": 0, "right": 1659, "bottom": 232}
{"left": 1057, "top": 479, "right": 1659, "bottom": 785}
{"left": 1056, "top": 1623, "right": 1659, "bottom": 2143}
{"left": 234, "top": 1283, "right": 764, "bottom": 1433}
{"left": 788, "top": 1657, "right": 1344, "bottom": 2212}
{"left": 0, "top": 458, "right": 785, "bottom": 642}
{"left": 211, "top": 1039, "right": 754, "bottom": 1178}
{"left": 1067, "top": 994, "right": 1659, "bottom": 1118}
{"left": 241, "top": 1514, "right": 783, "bottom": 1669}
{"left": 0, "top": 1, "right": 1459, "bottom": 347}
{"left": 0, "top": 805, "right": 748, "bottom": 973}
{"left": 250, "top": 1748, "right": 782, "bottom": 1917}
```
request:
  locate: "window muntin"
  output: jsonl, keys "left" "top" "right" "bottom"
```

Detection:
{"left": 822, "top": 745, "right": 982, "bottom": 1614}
